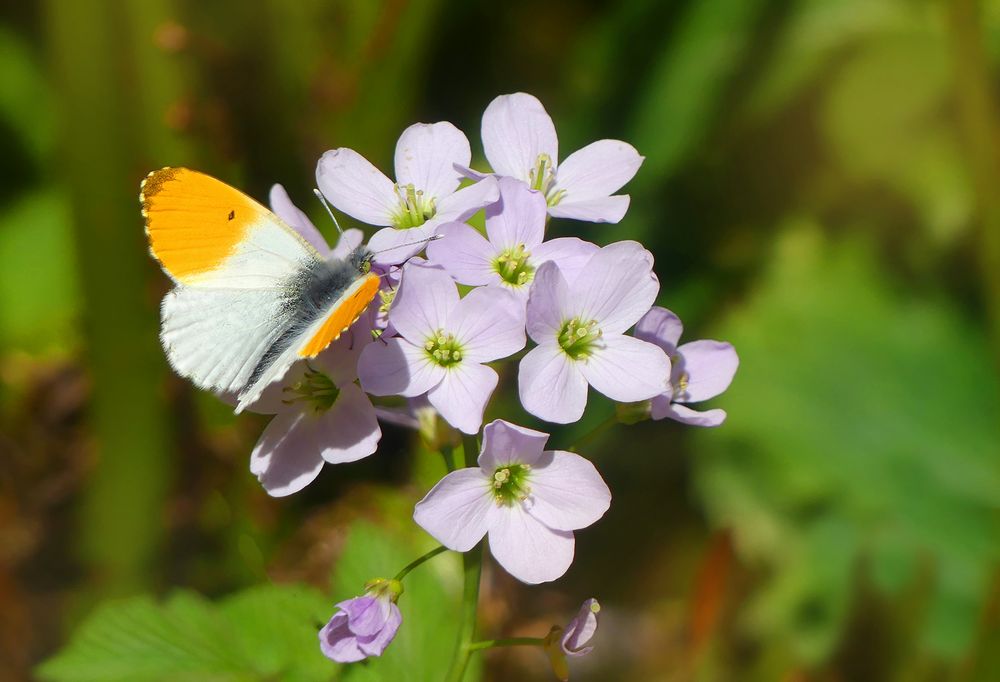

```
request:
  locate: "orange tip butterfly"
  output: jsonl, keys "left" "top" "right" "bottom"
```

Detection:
{"left": 141, "top": 167, "right": 381, "bottom": 413}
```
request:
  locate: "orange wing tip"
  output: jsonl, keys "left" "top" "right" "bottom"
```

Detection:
{"left": 298, "top": 275, "right": 381, "bottom": 358}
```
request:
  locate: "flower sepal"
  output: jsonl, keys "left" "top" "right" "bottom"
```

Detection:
{"left": 615, "top": 400, "right": 651, "bottom": 425}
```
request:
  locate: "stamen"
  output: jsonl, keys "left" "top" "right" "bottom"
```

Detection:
{"left": 557, "top": 317, "right": 602, "bottom": 360}
{"left": 490, "top": 463, "right": 532, "bottom": 505}
{"left": 392, "top": 183, "right": 437, "bottom": 229}
{"left": 281, "top": 367, "right": 341, "bottom": 413}
{"left": 492, "top": 243, "right": 535, "bottom": 287}
{"left": 424, "top": 329, "right": 464, "bottom": 368}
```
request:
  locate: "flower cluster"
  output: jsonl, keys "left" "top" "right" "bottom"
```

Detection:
{"left": 245, "top": 93, "right": 737, "bottom": 677}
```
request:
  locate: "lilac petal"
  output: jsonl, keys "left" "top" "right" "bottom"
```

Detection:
{"left": 478, "top": 419, "right": 549, "bottom": 470}
{"left": 316, "top": 148, "right": 397, "bottom": 226}
{"left": 425, "top": 221, "right": 498, "bottom": 286}
{"left": 578, "top": 335, "right": 671, "bottom": 403}
{"left": 413, "top": 467, "right": 497, "bottom": 551}
{"left": 374, "top": 405, "right": 420, "bottom": 429}
{"left": 455, "top": 163, "right": 489, "bottom": 182}
{"left": 552, "top": 139, "right": 643, "bottom": 201}
{"left": 394, "top": 122, "right": 471, "bottom": 200}
{"left": 481, "top": 93, "right": 559, "bottom": 182}
{"left": 488, "top": 505, "right": 575, "bottom": 584}
{"left": 312, "top": 327, "right": 367, "bottom": 385}
{"left": 357, "top": 603, "right": 402, "bottom": 656}
{"left": 358, "top": 337, "right": 445, "bottom": 397}
{"left": 525, "top": 261, "right": 571, "bottom": 343}
{"left": 518, "top": 343, "right": 589, "bottom": 424}
{"left": 367, "top": 222, "right": 439, "bottom": 265}
{"left": 548, "top": 195, "right": 631, "bottom": 224}
{"left": 484, "top": 177, "right": 547, "bottom": 249}
{"left": 329, "top": 228, "right": 365, "bottom": 260}
{"left": 451, "top": 286, "right": 526, "bottom": 363}
{"left": 524, "top": 451, "right": 611, "bottom": 531}
{"left": 633, "top": 306, "right": 683, "bottom": 354}
{"left": 433, "top": 175, "right": 500, "bottom": 223}
{"left": 531, "top": 237, "right": 600, "bottom": 286}
{"left": 573, "top": 241, "right": 658, "bottom": 334}
{"left": 318, "top": 384, "right": 381, "bottom": 463}
{"left": 249, "top": 411, "right": 325, "bottom": 497}
{"left": 657, "top": 401, "right": 728, "bottom": 427}
{"left": 428, "top": 362, "right": 499, "bottom": 434}
{"left": 340, "top": 595, "right": 390, "bottom": 637}
{"left": 269, "top": 183, "right": 330, "bottom": 254}
{"left": 389, "top": 263, "right": 459, "bottom": 341}
{"left": 319, "top": 612, "right": 366, "bottom": 663}
{"left": 674, "top": 340, "right": 739, "bottom": 402}
{"left": 561, "top": 599, "right": 600, "bottom": 656}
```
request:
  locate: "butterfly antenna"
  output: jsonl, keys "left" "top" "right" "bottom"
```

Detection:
{"left": 369, "top": 233, "right": 443, "bottom": 257}
{"left": 313, "top": 188, "right": 344, "bottom": 236}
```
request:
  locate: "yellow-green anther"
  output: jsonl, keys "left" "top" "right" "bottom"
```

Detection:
{"left": 558, "top": 317, "right": 602, "bottom": 360}
{"left": 282, "top": 366, "right": 341, "bottom": 413}
{"left": 392, "top": 183, "right": 437, "bottom": 228}
{"left": 425, "top": 329, "right": 464, "bottom": 368}
{"left": 490, "top": 463, "right": 531, "bottom": 505}
{"left": 492, "top": 243, "right": 535, "bottom": 287}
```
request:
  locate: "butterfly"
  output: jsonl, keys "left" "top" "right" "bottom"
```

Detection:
{"left": 141, "top": 167, "right": 381, "bottom": 413}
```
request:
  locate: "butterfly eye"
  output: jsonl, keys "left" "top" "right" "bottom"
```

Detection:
{"left": 360, "top": 256, "right": 373, "bottom": 274}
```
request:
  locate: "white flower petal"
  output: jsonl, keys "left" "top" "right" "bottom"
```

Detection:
{"left": 428, "top": 362, "right": 499, "bottom": 434}
{"left": 518, "top": 343, "right": 589, "bottom": 424}
{"left": 484, "top": 177, "right": 547, "bottom": 249}
{"left": 478, "top": 419, "right": 549, "bottom": 470}
{"left": 316, "top": 148, "right": 397, "bottom": 226}
{"left": 525, "top": 451, "right": 611, "bottom": 531}
{"left": 367, "top": 223, "right": 438, "bottom": 266}
{"left": 433, "top": 176, "right": 500, "bottom": 223}
{"left": 425, "top": 222, "right": 499, "bottom": 286}
{"left": 481, "top": 93, "right": 558, "bottom": 182}
{"left": 553, "top": 139, "right": 643, "bottom": 201}
{"left": 656, "top": 402, "right": 727, "bottom": 427}
{"left": 526, "top": 260, "right": 571, "bottom": 343}
{"left": 413, "top": 468, "right": 498, "bottom": 551}
{"left": 357, "top": 337, "right": 445, "bottom": 397}
{"left": 450, "top": 286, "right": 526, "bottom": 363}
{"left": 548, "top": 195, "right": 631, "bottom": 223}
{"left": 572, "top": 241, "right": 659, "bottom": 334}
{"left": 249, "top": 411, "right": 325, "bottom": 497}
{"left": 578, "top": 334, "right": 671, "bottom": 403}
{"left": 634, "top": 306, "right": 683, "bottom": 354}
{"left": 531, "top": 237, "right": 600, "bottom": 286}
{"left": 394, "top": 122, "right": 471, "bottom": 201}
{"left": 390, "top": 263, "right": 459, "bottom": 340}
{"left": 317, "top": 384, "right": 381, "bottom": 464}
{"left": 329, "top": 228, "right": 365, "bottom": 260}
{"left": 488, "top": 504, "right": 575, "bottom": 584}
{"left": 269, "top": 183, "right": 330, "bottom": 254}
{"left": 675, "top": 340, "right": 739, "bottom": 402}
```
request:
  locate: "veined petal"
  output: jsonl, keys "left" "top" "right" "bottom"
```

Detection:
{"left": 562, "top": 599, "right": 600, "bottom": 656}
{"left": 485, "top": 177, "right": 547, "bottom": 249}
{"left": 341, "top": 596, "right": 390, "bottom": 637}
{"left": 329, "top": 228, "right": 365, "bottom": 260}
{"left": 390, "top": 263, "right": 459, "bottom": 340}
{"left": 249, "top": 411, "right": 325, "bottom": 497}
{"left": 526, "top": 261, "right": 571, "bottom": 343}
{"left": 394, "top": 122, "right": 471, "bottom": 201}
{"left": 674, "top": 340, "right": 739, "bottom": 402}
{"left": 578, "top": 334, "right": 671, "bottom": 403}
{"left": 357, "top": 336, "right": 445, "bottom": 397}
{"left": 316, "top": 148, "right": 396, "bottom": 226}
{"left": 425, "top": 222, "right": 499, "bottom": 286}
{"left": 433, "top": 176, "right": 500, "bottom": 223}
{"left": 367, "top": 223, "right": 438, "bottom": 266}
{"left": 481, "top": 93, "right": 558, "bottom": 182}
{"left": 319, "top": 612, "right": 366, "bottom": 663}
{"left": 572, "top": 241, "right": 658, "bottom": 334}
{"left": 479, "top": 419, "right": 549, "bottom": 470}
{"left": 519, "top": 343, "right": 589, "bottom": 424}
{"left": 656, "top": 401, "right": 727, "bottom": 427}
{"left": 428, "top": 362, "right": 498, "bottom": 434}
{"left": 451, "top": 286, "right": 526, "bottom": 363}
{"left": 525, "top": 451, "right": 611, "bottom": 531}
{"left": 634, "top": 306, "right": 683, "bottom": 354}
{"left": 269, "top": 183, "right": 330, "bottom": 255}
{"left": 357, "top": 603, "right": 401, "bottom": 656}
{"left": 488, "top": 504, "right": 575, "bottom": 584}
{"left": 548, "top": 195, "right": 630, "bottom": 224}
{"left": 531, "top": 237, "right": 600, "bottom": 286}
{"left": 318, "top": 384, "right": 381, "bottom": 464}
{"left": 553, "top": 139, "right": 643, "bottom": 201}
{"left": 413, "top": 468, "right": 497, "bottom": 551}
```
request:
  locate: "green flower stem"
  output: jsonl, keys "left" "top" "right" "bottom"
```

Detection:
{"left": 467, "top": 637, "right": 546, "bottom": 652}
{"left": 568, "top": 412, "right": 617, "bottom": 453}
{"left": 460, "top": 433, "right": 480, "bottom": 467}
{"left": 392, "top": 545, "right": 448, "bottom": 582}
{"left": 441, "top": 444, "right": 457, "bottom": 473}
{"left": 444, "top": 541, "right": 483, "bottom": 682}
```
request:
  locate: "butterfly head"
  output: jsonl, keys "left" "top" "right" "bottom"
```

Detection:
{"left": 349, "top": 246, "right": 375, "bottom": 274}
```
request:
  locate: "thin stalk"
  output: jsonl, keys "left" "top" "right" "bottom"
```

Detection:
{"left": 444, "top": 542, "right": 483, "bottom": 682}
{"left": 441, "top": 444, "right": 456, "bottom": 473}
{"left": 568, "top": 413, "right": 617, "bottom": 453}
{"left": 460, "top": 433, "right": 480, "bottom": 468}
{"left": 467, "top": 637, "right": 546, "bottom": 652}
{"left": 393, "top": 545, "right": 448, "bottom": 582}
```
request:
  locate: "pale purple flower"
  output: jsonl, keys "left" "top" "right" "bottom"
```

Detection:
{"left": 413, "top": 420, "right": 611, "bottom": 584}
{"left": 518, "top": 242, "right": 671, "bottom": 423}
{"left": 316, "top": 122, "right": 499, "bottom": 264}
{"left": 319, "top": 580, "right": 403, "bottom": 663}
{"left": 470, "top": 92, "right": 643, "bottom": 223}
{"left": 426, "top": 177, "right": 598, "bottom": 298}
{"left": 247, "top": 327, "right": 380, "bottom": 497}
{"left": 634, "top": 306, "right": 738, "bottom": 426}
{"left": 358, "top": 263, "right": 525, "bottom": 434}
{"left": 544, "top": 598, "right": 601, "bottom": 681}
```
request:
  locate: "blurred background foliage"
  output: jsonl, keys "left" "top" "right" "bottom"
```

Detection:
{"left": 1, "top": 0, "right": 999, "bottom": 680}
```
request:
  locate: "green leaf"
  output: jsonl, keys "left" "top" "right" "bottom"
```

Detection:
{"left": 694, "top": 223, "right": 1000, "bottom": 663}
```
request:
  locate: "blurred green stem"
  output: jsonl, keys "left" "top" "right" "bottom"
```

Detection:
{"left": 445, "top": 542, "right": 483, "bottom": 682}
{"left": 568, "top": 413, "right": 618, "bottom": 453}
{"left": 393, "top": 545, "right": 448, "bottom": 581}
{"left": 950, "top": 0, "right": 1000, "bottom": 368}
{"left": 467, "top": 637, "right": 545, "bottom": 651}
{"left": 441, "top": 444, "right": 456, "bottom": 473}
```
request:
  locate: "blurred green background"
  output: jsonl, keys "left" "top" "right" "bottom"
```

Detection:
{"left": 2, "top": 0, "right": 999, "bottom": 680}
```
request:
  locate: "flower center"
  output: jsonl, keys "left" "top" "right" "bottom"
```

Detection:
{"left": 490, "top": 463, "right": 532, "bottom": 506}
{"left": 670, "top": 353, "right": 690, "bottom": 400}
{"left": 528, "top": 153, "right": 566, "bottom": 207}
{"left": 379, "top": 287, "right": 397, "bottom": 314}
{"left": 492, "top": 243, "right": 535, "bottom": 287}
{"left": 392, "top": 183, "right": 436, "bottom": 229}
{"left": 557, "top": 317, "right": 602, "bottom": 360}
{"left": 283, "top": 366, "right": 340, "bottom": 413}
{"left": 424, "top": 330, "right": 464, "bottom": 367}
